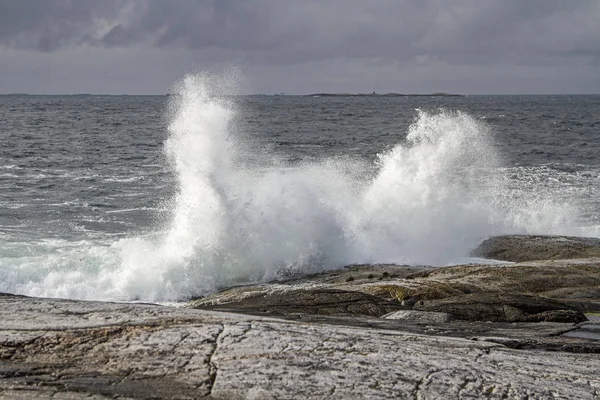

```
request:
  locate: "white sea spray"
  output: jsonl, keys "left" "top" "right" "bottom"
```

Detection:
{"left": 0, "top": 72, "right": 592, "bottom": 301}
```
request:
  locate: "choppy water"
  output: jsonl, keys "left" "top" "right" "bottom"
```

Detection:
{"left": 1, "top": 73, "right": 600, "bottom": 301}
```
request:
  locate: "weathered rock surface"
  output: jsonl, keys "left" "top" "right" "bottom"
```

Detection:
{"left": 193, "top": 288, "right": 402, "bottom": 317}
{"left": 411, "top": 259, "right": 600, "bottom": 313}
{"left": 471, "top": 234, "right": 600, "bottom": 262}
{"left": 1, "top": 294, "right": 600, "bottom": 399}
{"left": 381, "top": 310, "right": 455, "bottom": 323}
{"left": 190, "top": 257, "right": 600, "bottom": 321}
{"left": 413, "top": 293, "right": 587, "bottom": 322}
{"left": 566, "top": 320, "right": 600, "bottom": 340}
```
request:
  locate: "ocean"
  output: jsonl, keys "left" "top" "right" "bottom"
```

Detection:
{"left": 1, "top": 75, "right": 600, "bottom": 302}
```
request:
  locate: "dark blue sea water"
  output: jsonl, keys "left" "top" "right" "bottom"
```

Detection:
{"left": 1, "top": 78, "right": 599, "bottom": 301}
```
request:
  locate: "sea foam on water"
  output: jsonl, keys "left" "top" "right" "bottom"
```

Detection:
{"left": 0, "top": 73, "right": 587, "bottom": 301}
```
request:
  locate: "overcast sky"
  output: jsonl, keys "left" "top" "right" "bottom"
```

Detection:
{"left": 0, "top": 0, "right": 598, "bottom": 95}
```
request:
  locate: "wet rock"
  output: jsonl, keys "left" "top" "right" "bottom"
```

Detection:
{"left": 188, "top": 264, "right": 434, "bottom": 311}
{"left": 277, "top": 263, "right": 434, "bottom": 285}
{"left": 420, "top": 260, "right": 600, "bottom": 312}
{"left": 191, "top": 288, "right": 403, "bottom": 317}
{"left": 363, "top": 281, "right": 484, "bottom": 302}
{"left": 563, "top": 320, "right": 600, "bottom": 341}
{"left": 413, "top": 293, "right": 588, "bottom": 323}
{"left": 190, "top": 255, "right": 600, "bottom": 319}
{"left": 471, "top": 234, "right": 600, "bottom": 262}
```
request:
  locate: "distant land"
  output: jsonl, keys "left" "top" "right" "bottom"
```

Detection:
{"left": 1, "top": 92, "right": 463, "bottom": 97}
{"left": 4, "top": 92, "right": 598, "bottom": 97}
{"left": 303, "top": 92, "right": 464, "bottom": 97}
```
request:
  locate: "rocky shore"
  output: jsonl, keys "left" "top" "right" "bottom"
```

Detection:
{"left": 1, "top": 235, "right": 600, "bottom": 398}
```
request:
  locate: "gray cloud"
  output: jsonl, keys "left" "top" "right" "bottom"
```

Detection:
{"left": 0, "top": 0, "right": 122, "bottom": 51}
{"left": 0, "top": 0, "right": 598, "bottom": 94}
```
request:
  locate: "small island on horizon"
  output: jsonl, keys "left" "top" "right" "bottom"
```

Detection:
{"left": 302, "top": 92, "right": 464, "bottom": 97}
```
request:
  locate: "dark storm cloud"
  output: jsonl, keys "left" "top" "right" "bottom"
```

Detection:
{"left": 2, "top": 0, "right": 598, "bottom": 59}
{"left": 0, "top": 0, "right": 598, "bottom": 94}
{"left": 0, "top": 0, "right": 289, "bottom": 52}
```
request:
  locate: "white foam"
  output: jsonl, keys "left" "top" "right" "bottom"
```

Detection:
{"left": 103, "top": 176, "right": 146, "bottom": 183}
{"left": 105, "top": 207, "right": 162, "bottom": 214}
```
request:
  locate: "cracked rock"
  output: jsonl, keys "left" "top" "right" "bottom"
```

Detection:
{"left": 1, "top": 294, "right": 599, "bottom": 399}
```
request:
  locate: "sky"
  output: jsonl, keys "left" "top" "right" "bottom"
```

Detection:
{"left": 0, "top": 0, "right": 599, "bottom": 95}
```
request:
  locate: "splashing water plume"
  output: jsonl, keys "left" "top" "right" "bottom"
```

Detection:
{"left": 0, "top": 73, "right": 586, "bottom": 302}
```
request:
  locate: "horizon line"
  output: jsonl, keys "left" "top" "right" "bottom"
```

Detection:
{"left": 1, "top": 92, "right": 599, "bottom": 96}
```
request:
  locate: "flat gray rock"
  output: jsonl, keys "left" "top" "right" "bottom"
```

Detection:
{"left": 564, "top": 320, "right": 600, "bottom": 341}
{"left": 471, "top": 234, "right": 600, "bottom": 262}
{"left": 1, "top": 294, "right": 599, "bottom": 399}
{"left": 191, "top": 288, "right": 402, "bottom": 317}
{"left": 413, "top": 293, "right": 588, "bottom": 323}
